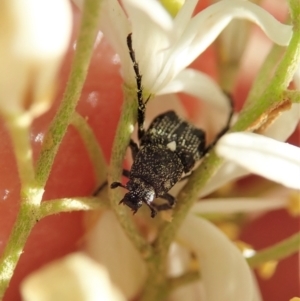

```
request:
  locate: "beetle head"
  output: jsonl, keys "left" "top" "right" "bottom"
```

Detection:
{"left": 119, "top": 192, "right": 143, "bottom": 215}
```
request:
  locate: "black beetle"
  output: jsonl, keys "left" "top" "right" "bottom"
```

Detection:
{"left": 111, "top": 33, "right": 233, "bottom": 218}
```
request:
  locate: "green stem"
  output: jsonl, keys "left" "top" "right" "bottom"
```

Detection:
{"left": 71, "top": 112, "right": 107, "bottom": 185}
{"left": 268, "top": 30, "right": 300, "bottom": 93}
{"left": 288, "top": 0, "right": 300, "bottom": 28}
{"left": 247, "top": 232, "right": 300, "bottom": 268}
{"left": 39, "top": 197, "right": 108, "bottom": 219}
{"left": 0, "top": 203, "right": 39, "bottom": 300}
{"left": 284, "top": 90, "right": 300, "bottom": 103}
{"left": 0, "top": 116, "right": 43, "bottom": 299}
{"left": 141, "top": 255, "right": 169, "bottom": 301}
{"left": 35, "top": 0, "right": 103, "bottom": 188}
{"left": 108, "top": 86, "right": 153, "bottom": 258}
{"left": 233, "top": 26, "right": 300, "bottom": 132}
{"left": 245, "top": 45, "right": 285, "bottom": 107}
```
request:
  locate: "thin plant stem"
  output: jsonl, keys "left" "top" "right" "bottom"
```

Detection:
{"left": 0, "top": 116, "right": 42, "bottom": 299}
{"left": 108, "top": 86, "right": 153, "bottom": 259}
{"left": 39, "top": 197, "right": 108, "bottom": 219}
{"left": 247, "top": 232, "right": 300, "bottom": 267}
{"left": 35, "top": 0, "right": 103, "bottom": 188}
{"left": 245, "top": 45, "right": 285, "bottom": 107}
{"left": 0, "top": 203, "right": 39, "bottom": 300}
{"left": 71, "top": 112, "right": 107, "bottom": 185}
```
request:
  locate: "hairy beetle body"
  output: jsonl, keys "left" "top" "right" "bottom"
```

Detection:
{"left": 110, "top": 34, "right": 233, "bottom": 218}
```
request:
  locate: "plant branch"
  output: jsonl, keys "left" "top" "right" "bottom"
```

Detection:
{"left": 39, "top": 197, "right": 108, "bottom": 219}
{"left": 284, "top": 90, "right": 300, "bottom": 103}
{"left": 35, "top": 0, "right": 103, "bottom": 188}
{"left": 71, "top": 112, "right": 107, "bottom": 185}
{"left": 247, "top": 232, "right": 300, "bottom": 268}
{"left": 108, "top": 86, "right": 153, "bottom": 259}
{"left": 0, "top": 203, "right": 39, "bottom": 300}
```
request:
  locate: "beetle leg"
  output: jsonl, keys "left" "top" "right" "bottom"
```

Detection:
{"left": 142, "top": 201, "right": 157, "bottom": 218}
{"left": 110, "top": 182, "right": 127, "bottom": 189}
{"left": 160, "top": 193, "right": 176, "bottom": 206}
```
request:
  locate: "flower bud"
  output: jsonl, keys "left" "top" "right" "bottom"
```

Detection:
{"left": 0, "top": 0, "right": 72, "bottom": 119}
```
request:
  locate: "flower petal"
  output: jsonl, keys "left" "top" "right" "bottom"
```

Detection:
{"left": 294, "top": 63, "right": 300, "bottom": 90}
{"left": 0, "top": 0, "right": 72, "bottom": 118}
{"left": 99, "top": 0, "right": 131, "bottom": 80}
{"left": 251, "top": 271, "right": 263, "bottom": 301}
{"left": 169, "top": 280, "right": 205, "bottom": 301}
{"left": 21, "top": 253, "right": 126, "bottom": 301}
{"left": 173, "top": 0, "right": 198, "bottom": 36}
{"left": 168, "top": 0, "right": 292, "bottom": 73}
{"left": 159, "top": 69, "right": 229, "bottom": 110}
{"left": 84, "top": 211, "right": 147, "bottom": 299}
{"left": 192, "top": 198, "right": 286, "bottom": 215}
{"left": 199, "top": 161, "right": 249, "bottom": 198}
{"left": 158, "top": 68, "right": 234, "bottom": 134}
{"left": 167, "top": 243, "right": 191, "bottom": 277}
{"left": 216, "top": 132, "right": 300, "bottom": 189}
{"left": 146, "top": 93, "right": 188, "bottom": 125}
{"left": 122, "top": 0, "right": 173, "bottom": 89}
{"left": 178, "top": 214, "right": 254, "bottom": 301}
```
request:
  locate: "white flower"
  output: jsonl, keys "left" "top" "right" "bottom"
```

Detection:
{"left": 71, "top": 1, "right": 296, "bottom": 300}
{"left": 0, "top": 0, "right": 72, "bottom": 119}
{"left": 73, "top": 0, "right": 293, "bottom": 114}
{"left": 170, "top": 184, "right": 297, "bottom": 301}
{"left": 216, "top": 132, "right": 300, "bottom": 190}
{"left": 84, "top": 211, "right": 147, "bottom": 300}
{"left": 192, "top": 196, "right": 288, "bottom": 215}
{"left": 21, "top": 253, "right": 126, "bottom": 301}
{"left": 177, "top": 214, "right": 255, "bottom": 301}
{"left": 201, "top": 102, "right": 300, "bottom": 197}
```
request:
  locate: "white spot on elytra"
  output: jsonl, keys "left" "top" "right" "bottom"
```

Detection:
{"left": 167, "top": 141, "right": 176, "bottom": 151}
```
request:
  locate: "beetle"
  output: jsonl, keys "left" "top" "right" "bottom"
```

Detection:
{"left": 110, "top": 33, "right": 233, "bottom": 218}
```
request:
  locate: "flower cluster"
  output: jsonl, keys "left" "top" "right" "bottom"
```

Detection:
{"left": 0, "top": 0, "right": 299, "bottom": 300}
